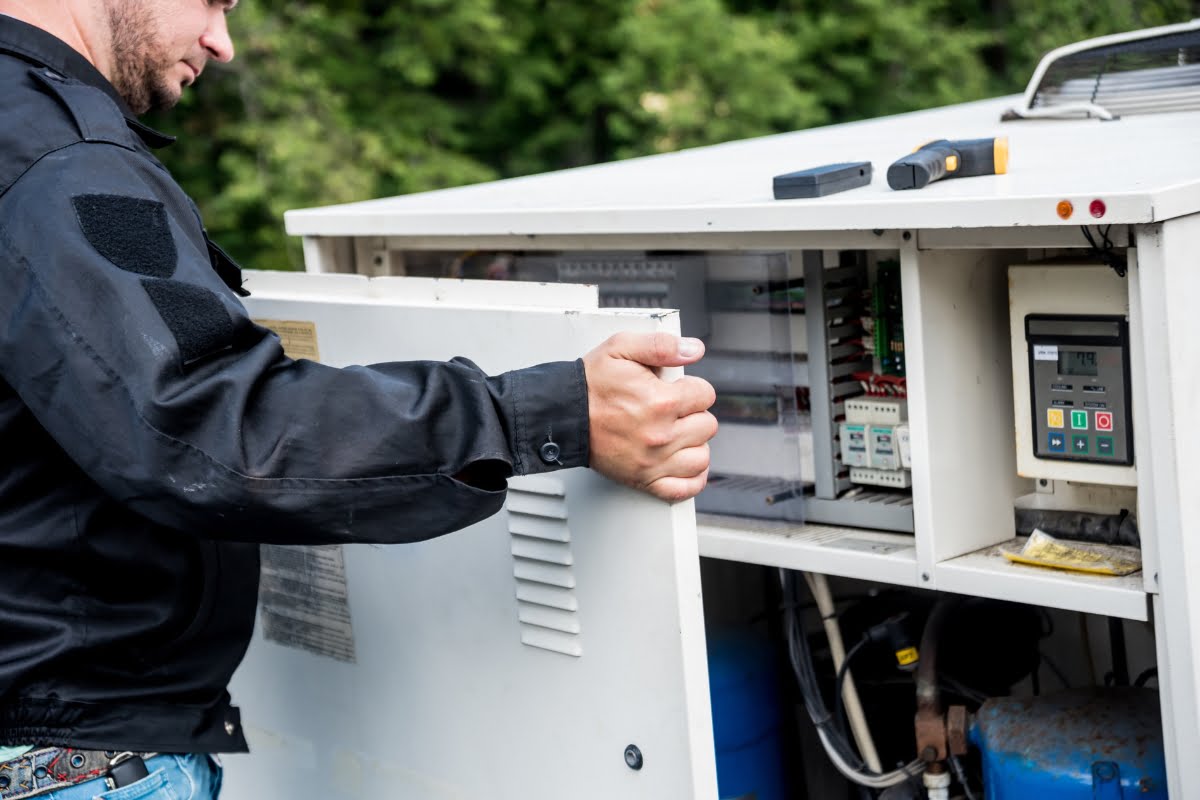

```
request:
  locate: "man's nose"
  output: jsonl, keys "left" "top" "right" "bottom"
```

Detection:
{"left": 200, "top": 12, "right": 235, "bottom": 63}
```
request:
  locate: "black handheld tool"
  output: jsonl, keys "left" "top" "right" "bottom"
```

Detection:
{"left": 773, "top": 162, "right": 872, "bottom": 199}
{"left": 886, "top": 137, "right": 1008, "bottom": 190}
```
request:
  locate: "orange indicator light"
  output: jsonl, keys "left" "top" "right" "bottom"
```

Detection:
{"left": 1056, "top": 200, "right": 1074, "bottom": 220}
{"left": 1090, "top": 199, "right": 1107, "bottom": 218}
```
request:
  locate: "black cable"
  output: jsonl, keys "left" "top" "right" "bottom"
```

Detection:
{"left": 1109, "top": 617, "right": 1130, "bottom": 686}
{"left": 778, "top": 570, "right": 927, "bottom": 788}
{"left": 1134, "top": 667, "right": 1158, "bottom": 688}
{"left": 781, "top": 571, "right": 868, "bottom": 771}
{"left": 1081, "top": 225, "right": 1127, "bottom": 277}
{"left": 833, "top": 637, "right": 872, "bottom": 750}
{"left": 1040, "top": 652, "right": 1072, "bottom": 689}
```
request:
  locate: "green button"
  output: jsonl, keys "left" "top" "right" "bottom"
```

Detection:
{"left": 1071, "top": 410, "right": 1088, "bottom": 430}
{"left": 1071, "top": 434, "right": 1089, "bottom": 455}
{"left": 1097, "top": 436, "right": 1115, "bottom": 457}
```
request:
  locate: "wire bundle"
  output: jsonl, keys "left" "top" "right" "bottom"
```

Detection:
{"left": 778, "top": 569, "right": 925, "bottom": 790}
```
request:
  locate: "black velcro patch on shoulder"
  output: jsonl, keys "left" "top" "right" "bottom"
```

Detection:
{"left": 72, "top": 194, "right": 176, "bottom": 278}
{"left": 142, "top": 279, "right": 235, "bottom": 366}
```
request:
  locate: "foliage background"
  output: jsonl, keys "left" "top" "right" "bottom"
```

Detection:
{"left": 148, "top": 0, "right": 1198, "bottom": 269}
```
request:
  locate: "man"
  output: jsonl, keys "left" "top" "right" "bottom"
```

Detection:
{"left": 0, "top": 2, "right": 718, "bottom": 797}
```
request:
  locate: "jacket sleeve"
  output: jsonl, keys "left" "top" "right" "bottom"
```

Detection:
{"left": 0, "top": 141, "right": 590, "bottom": 545}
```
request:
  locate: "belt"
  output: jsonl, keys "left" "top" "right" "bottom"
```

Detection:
{"left": 0, "top": 748, "right": 159, "bottom": 800}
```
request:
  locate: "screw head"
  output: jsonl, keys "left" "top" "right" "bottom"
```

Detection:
{"left": 624, "top": 744, "right": 644, "bottom": 771}
{"left": 922, "top": 572, "right": 930, "bottom": 582}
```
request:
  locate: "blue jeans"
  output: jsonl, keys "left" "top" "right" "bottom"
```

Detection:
{"left": 36, "top": 754, "right": 221, "bottom": 800}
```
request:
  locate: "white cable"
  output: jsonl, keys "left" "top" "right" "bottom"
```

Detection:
{"left": 778, "top": 569, "right": 925, "bottom": 790}
{"left": 817, "top": 728, "right": 925, "bottom": 789}
{"left": 803, "top": 572, "right": 883, "bottom": 772}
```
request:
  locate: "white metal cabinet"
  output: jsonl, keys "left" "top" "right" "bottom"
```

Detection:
{"left": 222, "top": 273, "right": 718, "bottom": 800}
{"left": 241, "top": 91, "right": 1200, "bottom": 797}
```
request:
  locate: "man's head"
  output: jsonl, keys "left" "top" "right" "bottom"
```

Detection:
{"left": 102, "top": 0, "right": 237, "bottom": 114}
{"left": 0, "top": 0, "right": 236, "bottom": 114}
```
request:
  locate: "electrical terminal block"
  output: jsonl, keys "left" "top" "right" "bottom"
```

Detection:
{"left": 896, "top": 423, "right": 912, "bottom": 469}
{"left": 849, "top": 467, "right": 913, "bottom": 489}
{"left": 845, "top": 397, "right": 908, "bottom": 425}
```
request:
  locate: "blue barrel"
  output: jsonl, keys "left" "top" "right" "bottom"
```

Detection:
{"left": 707, "top": 629, "right": 787, "bottom": 800}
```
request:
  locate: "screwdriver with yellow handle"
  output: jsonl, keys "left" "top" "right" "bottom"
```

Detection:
{"left": 886, "top": 137, "right": 1009, "bottom": 190}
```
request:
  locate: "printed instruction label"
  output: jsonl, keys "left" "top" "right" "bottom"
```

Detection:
{"left": 1033, "top": 344, "right": 1059, "bottom": 361}
{"left": 259, "top": 545, "right": 356, "bottom": 663}
{"left": 253, "top": 319, "right": 321, "bottom": 362}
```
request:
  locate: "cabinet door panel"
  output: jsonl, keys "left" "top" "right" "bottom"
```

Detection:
{"left": 223, "top": 274, "right": 716, "bottom": 800}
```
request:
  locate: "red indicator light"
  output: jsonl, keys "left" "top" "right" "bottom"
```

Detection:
{"left": 1090, "top": 199, "right": 1107, "bottom": 218}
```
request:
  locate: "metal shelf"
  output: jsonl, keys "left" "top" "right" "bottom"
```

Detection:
{"left": 696, "top": 514, "right": 918, "bottom": 587}
{"left": 934, "top": 537, "right": 1149, "bottom": 621}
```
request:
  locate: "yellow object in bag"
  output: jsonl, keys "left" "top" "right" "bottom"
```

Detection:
{"left": 1000, "top": 529, "right": 1142, "bottom": 576}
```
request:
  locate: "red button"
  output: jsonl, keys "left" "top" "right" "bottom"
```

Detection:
{"left": 1096, "top": 411, "right": 1114, "bottom": 432}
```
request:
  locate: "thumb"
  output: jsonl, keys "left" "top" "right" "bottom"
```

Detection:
{"left": 608, "top": 332, "right": 705, "bottom": 367}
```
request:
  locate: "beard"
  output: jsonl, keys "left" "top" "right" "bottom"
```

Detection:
{"left": 104, "top": 1, "right": 180, "bottom": 114}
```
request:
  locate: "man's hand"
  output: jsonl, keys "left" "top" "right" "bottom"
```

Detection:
{"left": 583, "top": 332, "right": 718, "bottom": 502}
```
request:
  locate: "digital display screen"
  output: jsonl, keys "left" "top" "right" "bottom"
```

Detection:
{"left": 1059, "top": 350, "right": 1098, "bottom": 377}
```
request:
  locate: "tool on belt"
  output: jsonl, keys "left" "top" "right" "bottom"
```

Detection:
{"left": 887, "top": 137, "right": 1009, "bottom": 190}
{"left": 0, "top": 748, "right": 158, "bottom": 800}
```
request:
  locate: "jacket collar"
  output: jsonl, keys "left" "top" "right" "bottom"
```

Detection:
{"left": 0, "top": 14, "right": 175, "bottom": 149}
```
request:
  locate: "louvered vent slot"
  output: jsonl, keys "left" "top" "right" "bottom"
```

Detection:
{"left": 506, "top": 476, "right": 581, "bottom": 657}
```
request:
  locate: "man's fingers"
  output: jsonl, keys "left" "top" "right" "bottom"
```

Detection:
{"left": 647, "top": 444, "right": 710, "bottom": 484}
{"left": 583, "top": 331, "right": 718, "bottom": 502}
{"left": 646, "top": 469, "right": 710, "bottom": 503}
{"left": 668, "top": 376, "right": 717, "bottom": 417}
{"left": 662, "top": 411, "right": 719, "bottom": 454}
{"left": 606, "top": 331, "right": 705, "bottom": 368}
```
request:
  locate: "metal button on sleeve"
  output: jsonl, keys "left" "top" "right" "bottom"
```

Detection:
{"left": 539, "top": 441, "right": 562, "bottom": 465}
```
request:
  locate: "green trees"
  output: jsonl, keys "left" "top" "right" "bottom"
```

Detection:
{"left": 149, "top": 1, "right": 1196, "bottom": 269}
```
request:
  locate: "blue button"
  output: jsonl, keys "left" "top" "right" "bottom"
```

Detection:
{"left": 1047, "top": 432, "right": 1066, "bottom": 453}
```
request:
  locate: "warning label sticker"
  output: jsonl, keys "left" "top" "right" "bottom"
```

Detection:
{"left": 259, "top": 545, "right": 356, "bottom": 663}
{"left": 253, "top": 319, "right": 321, "bottom": 362}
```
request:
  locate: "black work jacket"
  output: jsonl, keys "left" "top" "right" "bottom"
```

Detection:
{"left": 0, "top": 17, "right": 589, "bottom": 753}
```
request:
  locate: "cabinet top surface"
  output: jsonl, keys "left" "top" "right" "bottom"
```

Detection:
{"left": 286, "top": 96, "right": 1200, "bottom": 239}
